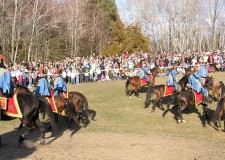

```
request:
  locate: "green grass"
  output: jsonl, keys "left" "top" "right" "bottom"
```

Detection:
{"left": 1, "top": 72, "right": 225, "bottom": 148}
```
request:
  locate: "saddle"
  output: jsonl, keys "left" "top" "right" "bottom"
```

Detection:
{"left": 0, "top": 94, "right": 22, "bottom": 118}
{"left": 164, "top": 84, "right": 175, "bottom": 96}
{"left": 191, "top": 90, "right": 203, "bottom": 105}
{"left": 141, "top": 75, "right": 153, "bottom": 86}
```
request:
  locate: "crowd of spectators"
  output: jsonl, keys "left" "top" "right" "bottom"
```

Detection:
{"left": 1, "top": 49, "right": 225, "bottom": 88}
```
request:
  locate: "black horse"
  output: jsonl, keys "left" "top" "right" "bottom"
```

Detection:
{"left": 173, "top": 76, "right": 214, "bottom": 123}
{"left": 0, "top": 92, "right": 58, "bottom": 146}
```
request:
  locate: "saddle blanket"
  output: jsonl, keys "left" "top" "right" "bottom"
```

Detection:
{"left": 46, "top": 97, "right": 58, "bottom": 113}
{"left": 191, "top": 90, "right": 203, "bottom": 105}
{"left": 141, "top": 75, "right": 153, "bottom": 86}
{"left": 164, "top": 85, "right": 174, "bottom": 96}
{"left": 50, "top": 90, "right": 68, "bottom": 99}
{"left": 0, "top": 94, "right": 22, "bottom": 118}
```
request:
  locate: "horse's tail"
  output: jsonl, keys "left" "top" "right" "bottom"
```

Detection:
{"left": 145, "top": 86, "right": 154, "bottom": 108}
{"left": 211, "top": 97, "right": 225, "bottom": 123}
{"left": 37, "top": 95, "right": 58, "bottom": 134}
{"left": 125, "top": 77, "right": 131, "bottom": 96}
{"left": 83, "top": 96, "right": 95, "bottom": 121}
{"left": 220, "top": 81, "right": 225, "bottom": 98}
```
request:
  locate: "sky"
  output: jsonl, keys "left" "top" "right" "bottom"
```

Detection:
{"left": 115, "top": 0, "right": 139, "bottom": 26}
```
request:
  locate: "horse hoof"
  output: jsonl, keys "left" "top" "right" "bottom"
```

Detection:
{"left": 178, "top": 119, "right": 182, "bottom": 123}
{"left": 151, "top": 110, "right": 155, "bottom": 113}
{"left": 181, "top": 120, "right": 186, "bottom": 123}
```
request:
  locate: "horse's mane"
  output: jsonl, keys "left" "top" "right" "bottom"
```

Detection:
{"left": 15, "top": 85, "right": 32, "bottom": 94}
{"left": 178, "top": 75, "right": 189, "bottom": 85}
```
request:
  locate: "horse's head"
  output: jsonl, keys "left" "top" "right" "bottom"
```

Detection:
{"left": 205, "top": 76, "right": 213, "bottom": 90}
{"left": 152, "top": 67, "right": 163, "bottom": 76}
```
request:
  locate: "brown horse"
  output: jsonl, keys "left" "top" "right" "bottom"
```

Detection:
{"left": 125, "top": 67, "right": 163, "bottom": 98}
{"left": 178, "top": 76, "right": 225, "bottom": 102}
{"left": 14, "top": 85, "right": 80, "bottom": 129}
{"left": 211, "top": 96, "right": 225, "bottom": 131}
{"left": 174, "top": 76, "right": 214, "bottom": 123}
{"left": 144, "top": 84, "right": 179, "bottom": 112}
{"left": 67, "top": 92, "right": 95, "bottom": 127}
{"left": 211, "top": 78, "right": 225, "bottom": 102}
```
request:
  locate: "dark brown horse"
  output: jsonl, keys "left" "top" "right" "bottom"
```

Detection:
{"left": 0, "top": 91, "right": 58, "bottom": 146}
{"left": 125, "top": 67, "right": 163, "bottom": 98}
{"left": 178, "top": 76, "right": 225, "bottom": 102}
{"left": 67, "top": 92, "right": 95, "bottom": 127}
{"left": 174, "top": 76, "right": 214, "bottom": 123}
{"left": 14, "top": 85, "right": 80, "bottom": 129}
{"left": 211, "top": 96, "right": 225, "bottom": 131}
{"left": 144, "top": 84, "right": 179, "bottom": 112}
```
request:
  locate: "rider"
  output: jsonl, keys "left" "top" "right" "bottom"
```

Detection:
{"left": 53, "top": 70, "right": 67, "bottom": 96}
{"left": 139, "top": 59, "right": 151, "bottom": 85}
{"left": 166, "top": 64, "right": 178, "bottom": 93}
{"left": 189, "top": 65, "right": 208, "bottom": 104}
{"left": 0, "top": 61, "right": 14, "bottom": 97}
{"left": 34, "top": 74, "right": 51, "bottom": 96}
{"left": 198, "top": 63, "right": 209, "bottom": 84}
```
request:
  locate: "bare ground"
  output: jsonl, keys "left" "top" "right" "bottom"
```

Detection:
{"left": 0, "top": 129, "right": 225, "bottom": 160}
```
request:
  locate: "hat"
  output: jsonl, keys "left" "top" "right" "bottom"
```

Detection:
{"left": 194, "top": 65, "right": 199, "bottom": 71}
{"left": 173, "top": 64, "right": 177, "bottom": 69}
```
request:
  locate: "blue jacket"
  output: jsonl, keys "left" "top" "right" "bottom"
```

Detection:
{"left": 198, "top": 66, "right": 208, "bottom": 78}
{"left": 35, "top": 78, "right": 51, "bottom": 96}
{"left": 189, "top": 72, "right": 203, "bottom": 93}
{"left": 167, "top": 70, "right": 177, "bottom": 86}
{"left": 139, "top": 65, "right": 150, "bottom": 79}
{"left": 54, "top": 77, "right": 67, "bottom": 92}
{"left": 0, "top": 70, "right": 14, "bottom": 95}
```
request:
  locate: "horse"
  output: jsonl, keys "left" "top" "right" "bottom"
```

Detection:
{"left": 0, "top": 91, "right": 58, "bottom": 146}
{"left": 67, "top": 92, "right": 95, "bottom": 126}
{"left": 174, "top": 76, "right": 214, "bottom": 123}
{"left": 125, "top": 66, "right": 163, "bottom": 98}
{"left": 211, "top": 78, "right": 225, "bottom": 102}
{"left": 144, "top": 82, "right": 180, "bottom": 112}
{"left": 211, "top": 96, "right": 225, "bottom": 131}
{"left": 178, "top": 75, "right": 225, "bottom": 102}
{"left": 14, "top": 85, "right": 80, "bottom": 129}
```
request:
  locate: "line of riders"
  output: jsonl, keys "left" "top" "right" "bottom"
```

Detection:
{"left": 139, "top": 59, "right": 209, "bottom": 104}
{"left": 0, "top": 63, "right": 68, "bottom": 101}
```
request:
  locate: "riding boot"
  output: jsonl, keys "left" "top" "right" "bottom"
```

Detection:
{"left": 202, "top": 96, "right": 208, "bottom": 104}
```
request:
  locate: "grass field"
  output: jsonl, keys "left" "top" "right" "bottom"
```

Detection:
{"left": 1, "top": 72, "right": 225, "bottom": 159}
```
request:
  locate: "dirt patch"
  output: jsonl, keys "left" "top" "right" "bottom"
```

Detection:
{"left": 0, "top": 130, "right": 224, "bottom": 160}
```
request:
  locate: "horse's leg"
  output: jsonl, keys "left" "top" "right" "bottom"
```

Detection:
{"left": 134, "top": 85, "right": 140, "bottom": 98}
{"left": 218, "top": 118, "right": 222, "bottom": 131}
{"left": 202, "top": 104, "right": 209, "bottom": 120}
{"left": 178, "top": 106, "right": 186, "bottom": 123}
{"left": 0, "top": 136, "right": 2, "bottom": 147}
{"left": 34, "top": 118, "right": 45, "bottom": 144}
{"left": 159, "top": 98, "right": 165, "bottom": 111}
{"left": 0, "top": 109, "right": 2, "bottom": 120}
{"left": 63, "top": 116, "right": 72, "bottom": 130}
{"left": 151, "top": 100, "right": 156, "bottom": 112}
{"left": 18, "top": 124, "right": 35, "bottom": 144}
{"left": 129, "top": 85, "right": 133, "bottom": 99}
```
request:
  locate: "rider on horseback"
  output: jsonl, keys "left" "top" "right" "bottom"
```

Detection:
{"left": 0, "top": 60, "right": 14, "bottom": 97}
{"left": 34, "top": 74, "right": 51, "bottom": 96}
{"left": 189, "top": 65, "right": 208, "bottom": 104}
{"left": 53, "top": 70, "right": 67, "bottom": 96}
{"left": 139, "top": 59, "right": 151, "bottom": 85}
{"left": 166, "top": 64, "right": 178, "bottom": 93}
{"left": 198, "top": 63, "right": 208, "bottom": 84}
